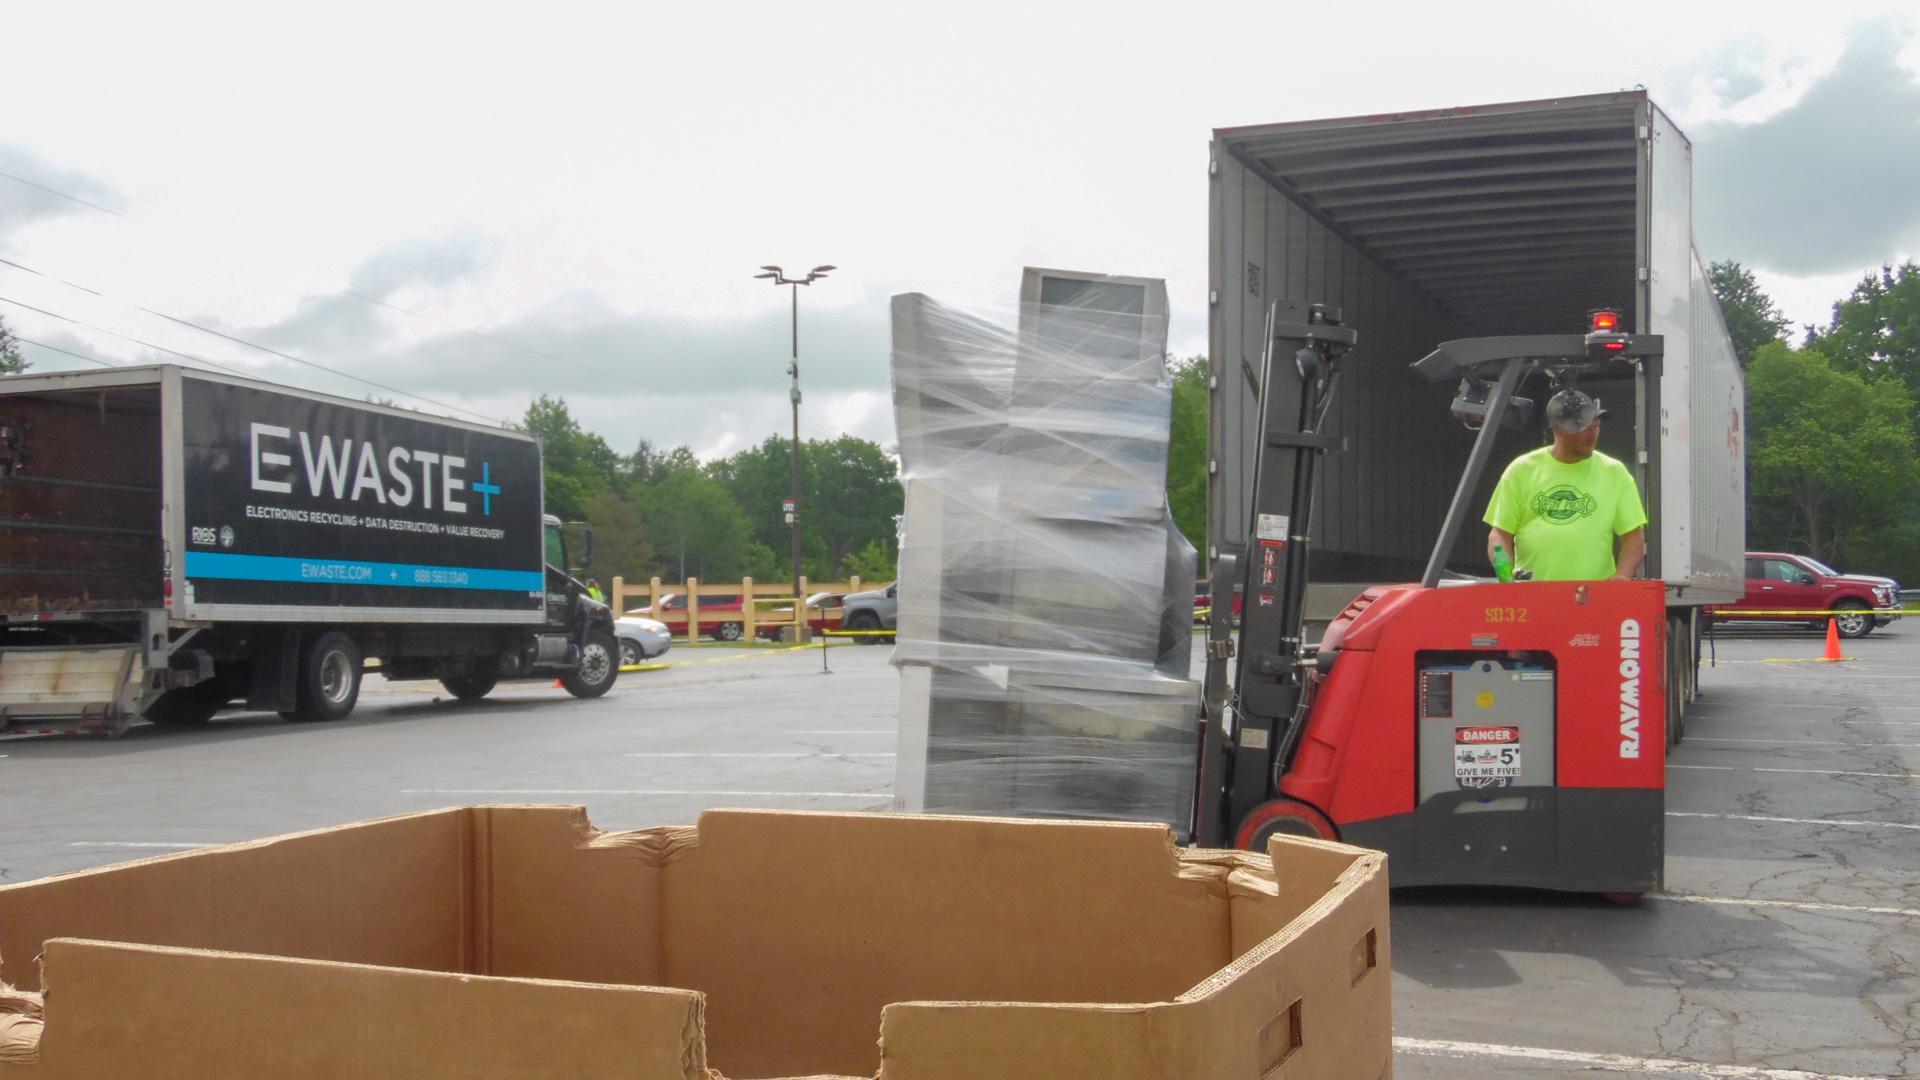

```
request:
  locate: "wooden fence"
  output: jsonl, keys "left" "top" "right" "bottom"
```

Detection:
{"left": 607, "top": 575, "right": 873, "bottom": 645}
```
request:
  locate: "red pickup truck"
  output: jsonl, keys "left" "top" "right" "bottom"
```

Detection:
{"left": 634, "top": 593, "right": 748, "bottom": 641}
{"left": 1708, "top": 552, "right": 1900, "bottom": 638}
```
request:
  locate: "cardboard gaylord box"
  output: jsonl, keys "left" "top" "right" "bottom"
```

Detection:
{"left": 0, "top": 807, "right": 1390, "bottom": 1079}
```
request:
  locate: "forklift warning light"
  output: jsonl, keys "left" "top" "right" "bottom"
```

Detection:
{"left": 1589, "top": 309, "right": 1620, "bottom": 331}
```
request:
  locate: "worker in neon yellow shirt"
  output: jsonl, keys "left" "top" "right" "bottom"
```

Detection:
{"left": 1484, "top": 390, "right": 1648, "bottom": 582}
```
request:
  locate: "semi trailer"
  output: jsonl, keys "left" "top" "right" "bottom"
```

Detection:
{"left": 0, "top": 364, "right": 618, "bottom": 735}
{"left": 1208, "top": 90, "right": 1744, "bottom": 734}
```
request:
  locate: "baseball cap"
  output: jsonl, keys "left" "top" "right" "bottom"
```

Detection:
{"left": 1546, "top": 389, "right": 1608, "bottom": 433}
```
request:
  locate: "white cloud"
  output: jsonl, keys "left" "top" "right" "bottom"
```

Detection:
{"left": 3, "top": 0, "right": 1917, "bottom": 455}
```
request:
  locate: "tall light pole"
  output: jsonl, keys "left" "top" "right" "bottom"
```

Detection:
{"left": 754, "top": 263, "right": 834, "bottom": 642}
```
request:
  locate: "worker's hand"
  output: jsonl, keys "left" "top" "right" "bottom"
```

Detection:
{"left": 1609, "top": 572, "right": 1634, "bottom": 581}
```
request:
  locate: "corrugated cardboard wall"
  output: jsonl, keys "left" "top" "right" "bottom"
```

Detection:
{"left": 0, "top": 809, "right": 475, "bottom": 991}
{"left": 661, "top": 810, "right": 1235, "bottom": 1079}
{"left": 0, "top": 807, "right": 1385, "bottom": 1079}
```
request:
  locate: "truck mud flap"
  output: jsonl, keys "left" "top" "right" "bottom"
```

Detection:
{"left": 244, "top": 630, "right": 301, "bottom": 714}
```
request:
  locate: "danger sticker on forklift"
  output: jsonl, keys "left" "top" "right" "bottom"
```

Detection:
{"left": 1454, "top": 727, "right": 1521, "bottom": 786}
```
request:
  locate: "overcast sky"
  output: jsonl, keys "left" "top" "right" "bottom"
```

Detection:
{"left": 3, "top": 1, "right": 1917, "bottom": 458}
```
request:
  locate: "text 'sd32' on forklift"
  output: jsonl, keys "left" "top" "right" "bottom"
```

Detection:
{"left": 1195, "top": 304, "right": 1668, "bottom": 900}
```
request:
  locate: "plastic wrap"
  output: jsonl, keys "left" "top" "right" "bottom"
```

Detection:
{"left": 889, "top": 273, "right": 1199, "bottom": 829}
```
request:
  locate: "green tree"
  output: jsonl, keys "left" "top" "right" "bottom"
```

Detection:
{"left": 1810, "top": 262, "right": 1920, "bottom": 405}
{"left": 1166, "top": 355, "right": 1208, "bottom": 550}
{"left": 521, "top": 396, "right": 620, "bottom": 520}
{"left": 842, "top": 537, "right": 897, "bottom": 582}
{"left": 622, "top": 440, "right": 697, "bottom": 491}
{"left": 806, "top": 436, "right": 903, "bottom": 570}
{"left": 708, "top": 434, "right": 902, "bottom": 579}
{"left": 1707, "top": 261, "right": 1789, "bottom": 368}
{"left": 583, "top": 490, "right": 653, "bottom": 592}
{"left": 0, "top": 316, "right": 26, "bottom": 375}
{"left": 635, "top": 465, "right": 758, "bottom": 582}
{"left": 1746, "top": 341, "right": 1918, "bottom": 566}
{"left": 707, "top": 435, "right": 794, "bottom": 558}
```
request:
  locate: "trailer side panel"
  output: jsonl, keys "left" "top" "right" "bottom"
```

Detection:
{"left": 176, "top": 374, "right": 546, "bottom": 623}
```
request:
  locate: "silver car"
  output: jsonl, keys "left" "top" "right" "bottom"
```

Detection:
{"left": 613, "top": 616, "right": 673, "bottom": 667}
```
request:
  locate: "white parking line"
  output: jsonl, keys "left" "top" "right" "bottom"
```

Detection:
{"left": 401, "top": 788, "right": 886, "bottom": 799}
{"left": 67, "top": 841, "right": 211, "bottom": 849}
{"left": 1394, "top": 1036, "right": 1885, "bottom": 1079}
{"left": 1668, "top": 810, "right": 1920, "bottom": 831}
{"left": 1658, "top": 893, "right": 1920, "bottom": 920}
{"left": 1687, "top": 737, "right": 1920, "bottom": 748}
{"left": 1670, "top": 764, "right": 1913, "bottom": 779}
{"left": 1689, "top": 703, "right": 1920, "bottom": 708}
{"left": 624, "top": 752, "right": 895, "bottom": 758}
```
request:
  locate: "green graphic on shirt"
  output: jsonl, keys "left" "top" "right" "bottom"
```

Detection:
{"left": 1531, "top": 484, "right": 1597, "bottom": 523}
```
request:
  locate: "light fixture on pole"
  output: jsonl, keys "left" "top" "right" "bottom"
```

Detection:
{"left": 754, "top": 263, "right": 835, "bottom": 642}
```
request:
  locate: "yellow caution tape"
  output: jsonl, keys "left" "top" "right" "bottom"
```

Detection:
{"left": 1710, "top": 609, "right": 1910, "bottom": 617}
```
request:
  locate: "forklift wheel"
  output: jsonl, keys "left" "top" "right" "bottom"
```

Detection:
{"left": 1234, "top": 798, "right": 1338, "bottom": 851}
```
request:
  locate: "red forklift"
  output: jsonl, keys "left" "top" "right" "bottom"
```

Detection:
{"left": 1194, "top": 304, "right": 1668, "bottom": 898}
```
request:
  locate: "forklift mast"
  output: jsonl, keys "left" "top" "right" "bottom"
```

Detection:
{"left": 1194, "top": 302, "right": 1355, "bottom": 847}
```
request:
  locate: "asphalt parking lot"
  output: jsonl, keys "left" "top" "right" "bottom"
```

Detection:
{"left": 1, "top": 628, "right": 1915, "bottom": 1078}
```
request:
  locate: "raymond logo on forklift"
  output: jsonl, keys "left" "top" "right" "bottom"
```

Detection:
{"left": 1618, "top": 619, "right": 1643, "bottom": 759}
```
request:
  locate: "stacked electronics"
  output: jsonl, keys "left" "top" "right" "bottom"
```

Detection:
{"left": 890, "top": 268, "right": 1199, "bottom": 829}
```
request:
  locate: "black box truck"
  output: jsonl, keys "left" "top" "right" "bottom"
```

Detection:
{"left": 0, "top": 364, "right": 618, "bottom": 735}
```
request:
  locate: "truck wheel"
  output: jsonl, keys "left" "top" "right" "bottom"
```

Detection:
{"left": 846, "top": 611, "right": 882, "bottom": 644}
{"left": 562, "top": 631, "right": 618, "bottom": 699}
{"left": 284, "top": 631, "right": 362, "bottom": 722}
{"left": 440, "top": 672, "right": 498, "bottom": 701}
{"left": 1833, "top": 601, "right": 1873, "bottom": 639}
{"left": 145, "top": 680, "right": 226, "bottom": 727}
{"left": 714, "top": 621, "right": 743, "bottom": 642}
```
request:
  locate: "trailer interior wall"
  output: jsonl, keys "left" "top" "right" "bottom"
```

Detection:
{"left": 0, "top": 382, "right": 163, "bottom": 613}
{"left": 1208, "top": 141, "right": 1478, "bottom": 583}
{"left": 1209, "top": 92, "right": 1743, "bottom": 602}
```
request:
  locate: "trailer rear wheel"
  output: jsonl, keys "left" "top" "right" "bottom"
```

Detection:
{"left": 284, "top": 631, "right": 362, "bottom": 723}
{"left": 562, "top": 630, "right": 617, "bottom": 699}
{"left": 440, "top": 672, "right": 498, "bottom": 701}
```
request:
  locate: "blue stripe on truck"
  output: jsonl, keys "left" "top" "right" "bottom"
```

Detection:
{"left": 184, "top": 552, "right": 544, "bottom": 592}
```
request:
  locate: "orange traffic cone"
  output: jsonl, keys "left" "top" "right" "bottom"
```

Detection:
{"left": 1822, "top": 618, "right": 1844, "bottom": 661}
